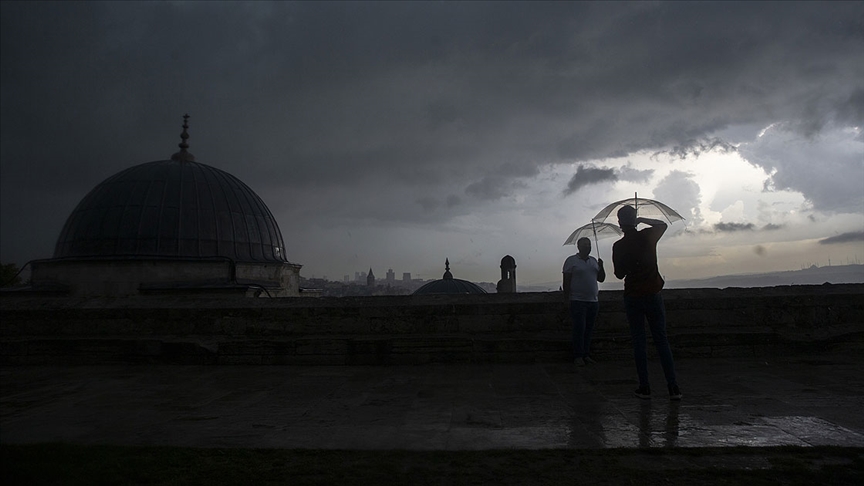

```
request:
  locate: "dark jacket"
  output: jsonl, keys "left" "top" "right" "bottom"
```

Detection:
{"left": 612, "top": 225, "right": 665, "bottom": 296}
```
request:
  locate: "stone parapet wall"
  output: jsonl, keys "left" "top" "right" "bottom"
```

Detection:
{"left": 28, "top": 259, "right": 302, "bottom": 297}
{"left": 30, "top": 259, "right": 235, "bottom": 296}
{"left": 1, "top": 284, "right": 862, "bottom": 365}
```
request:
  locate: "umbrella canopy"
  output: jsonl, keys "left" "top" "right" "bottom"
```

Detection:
{"left": 592, "top": 194, "right": 685, "bottom": 225}
{"left": 563, "top": 222, "right": 623, "bottom": 246}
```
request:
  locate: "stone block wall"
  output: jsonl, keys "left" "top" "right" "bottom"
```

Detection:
{"left": 30, "top": 259, "right": 235, "bottom": 296}
{"left": 1, "top": 284, "right": 862, "bottom": 365}
{"left": 235, "top": 261, "right": 302, "bottom": 297}
{"left": 29, "top": 258, "right": 302, "bottom": 297}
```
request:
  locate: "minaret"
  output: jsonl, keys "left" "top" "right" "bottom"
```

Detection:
{"left": 170, "top": 114, "right": 196, "bottom": 162}
{"left": 497, "top": 255, "right": 517, "bottom": 293}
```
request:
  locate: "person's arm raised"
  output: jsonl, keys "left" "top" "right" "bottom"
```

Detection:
{"left": 637, "top": 217, "right": 667, "bottom": 238}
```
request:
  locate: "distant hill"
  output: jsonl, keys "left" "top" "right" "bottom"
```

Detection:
{"left": 521, "top": 264, "right": 864, "bottom": 292}
{"left": 665, "top": 264, "right": 864, "bottom": 289}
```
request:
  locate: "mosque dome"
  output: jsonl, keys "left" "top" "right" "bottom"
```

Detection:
{"left": 413, "top": 259, "right": 487, "bottom": 295}
{"left": 53, "top": 116, "right": 287, "bottom": 263}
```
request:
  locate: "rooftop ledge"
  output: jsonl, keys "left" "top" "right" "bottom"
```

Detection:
{"left": 2, "top": 284, "right": 862, "bottom": 365}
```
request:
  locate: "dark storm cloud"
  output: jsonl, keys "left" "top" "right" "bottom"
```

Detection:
{"left": 742, "top": 122, "right": 863, "bottom": 213}
{"left": 835, "top": 89, "right": 864, "bottom": 127}
{"left": 711, "top": 222, "right": 786, "bottom": 233}
{"left": 2, "top": 1, "right": 863, "bottom": 267}
{"left": 464, "top": 162, "right": 540, "bottom": 200}
{"left": 819, "top": 231, "right": 864, "bottom": 245}
{"left": 714, "top": 222, "right": 755, "bottom": 232}
{"left": 663, "top": 138, "right": 737, "bottom": 160}
{"left": 466, "top": 176, "right": 512, "bottom": 201}
{"left": 563, "top": 165, "right": 617, "bottom": 196}
{"left": 416, "top": 196, "right": 441, "bottom": 213}
{"left": 4, "top": 2, "right": 861, "bottom": 190}
{"left": 616, "top": 165, "right": 654, "bottom": 183}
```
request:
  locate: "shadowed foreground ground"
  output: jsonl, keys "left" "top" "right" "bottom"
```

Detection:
{"left": 2, "top": 353, "right": 863, "bottom": 483}
{"left": 2, "top": 354, "right": 863, "bottom": 449}
{"left": 2, "top": 443, "right": 863, "bottom": 485}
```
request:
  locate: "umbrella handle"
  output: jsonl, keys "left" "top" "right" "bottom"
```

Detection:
{"left": 592, "top": 221, "right": 600, "bottom": 259}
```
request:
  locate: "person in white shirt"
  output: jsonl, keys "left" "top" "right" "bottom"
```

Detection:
{"left": 562, "top": 237, "right": 606, "bottom": 366}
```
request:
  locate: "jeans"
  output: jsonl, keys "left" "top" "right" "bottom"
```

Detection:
{"left": 624, "top": 293, "right": 677, "bottom": 388}
{"left": 570, "top": 300, "right": 599, "bottom": 359}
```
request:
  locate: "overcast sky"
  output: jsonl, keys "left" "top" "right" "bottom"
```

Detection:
{"left": 2, "top": 1, "right": 863, "bottom": 287}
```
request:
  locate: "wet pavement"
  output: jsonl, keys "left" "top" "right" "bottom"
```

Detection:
{"left": 2, "top": 354, "right": 863, "bottom": 450}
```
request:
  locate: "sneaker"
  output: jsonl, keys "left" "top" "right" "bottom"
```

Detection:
{"left": 584, "top": 356, "right": 596, "bottom": 364}
{"left": 574, "top": 358, "right": 586, "bottom": 367}
{"left": 634, "top": 386, "right": 651, "bottom": 399}
{"left": 668, "top": 384, "right": 682, "bottom": 400}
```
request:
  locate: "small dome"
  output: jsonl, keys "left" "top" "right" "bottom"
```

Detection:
{"left": 53, "top": 159, "right": 287, "bottom": 263}
{"left": 413, "top": 259, "right": 487, "bottom": 295}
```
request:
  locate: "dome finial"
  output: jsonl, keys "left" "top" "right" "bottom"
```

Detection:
{"left": 443, "top": 258, "right": 453, "bottom": 280}
{"left": 171, "top": 114, "right": 196, "bottom": 162}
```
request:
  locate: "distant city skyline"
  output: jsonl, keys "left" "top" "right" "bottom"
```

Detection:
{"left": 312, "top": 261, "right": 864, "bottom": 291}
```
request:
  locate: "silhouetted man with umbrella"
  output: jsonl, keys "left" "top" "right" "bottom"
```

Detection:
{"left": 612, "top": 205, "right": 682, "bottom": 400}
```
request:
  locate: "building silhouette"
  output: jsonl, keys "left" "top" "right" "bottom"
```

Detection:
{"left": 497, "top": 255, "right": 517, "bottom": 293}
{"left": 29, "top": 115, "right": 301, "bottom": 297}
{"left": 413, "top": 259, "right": 487, "bottom": 295}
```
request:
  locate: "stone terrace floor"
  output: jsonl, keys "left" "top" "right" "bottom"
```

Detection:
{"left": 1, "top": 353, "right": 863, "bottom": 450}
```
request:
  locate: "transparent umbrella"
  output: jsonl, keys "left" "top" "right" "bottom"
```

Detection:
{"left": 563, "top": 222, "right": 623, "bottom": 246}
{"left": 563, "top": 221, "right": 623, "bottom": 260}
{"left": 592, "top": 192, "right": 685, "bottom": 225}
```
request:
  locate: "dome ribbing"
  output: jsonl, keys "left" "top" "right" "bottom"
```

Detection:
{"left": 53, "top": 159, "right": 287, "bottom": 263}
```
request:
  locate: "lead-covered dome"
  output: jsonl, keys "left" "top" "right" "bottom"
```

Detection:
{"left": 413, "top": 259, "right": 487, "bottom": 295}
{"left": 53, "top": 160, "right": 287, "bottom": 263}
